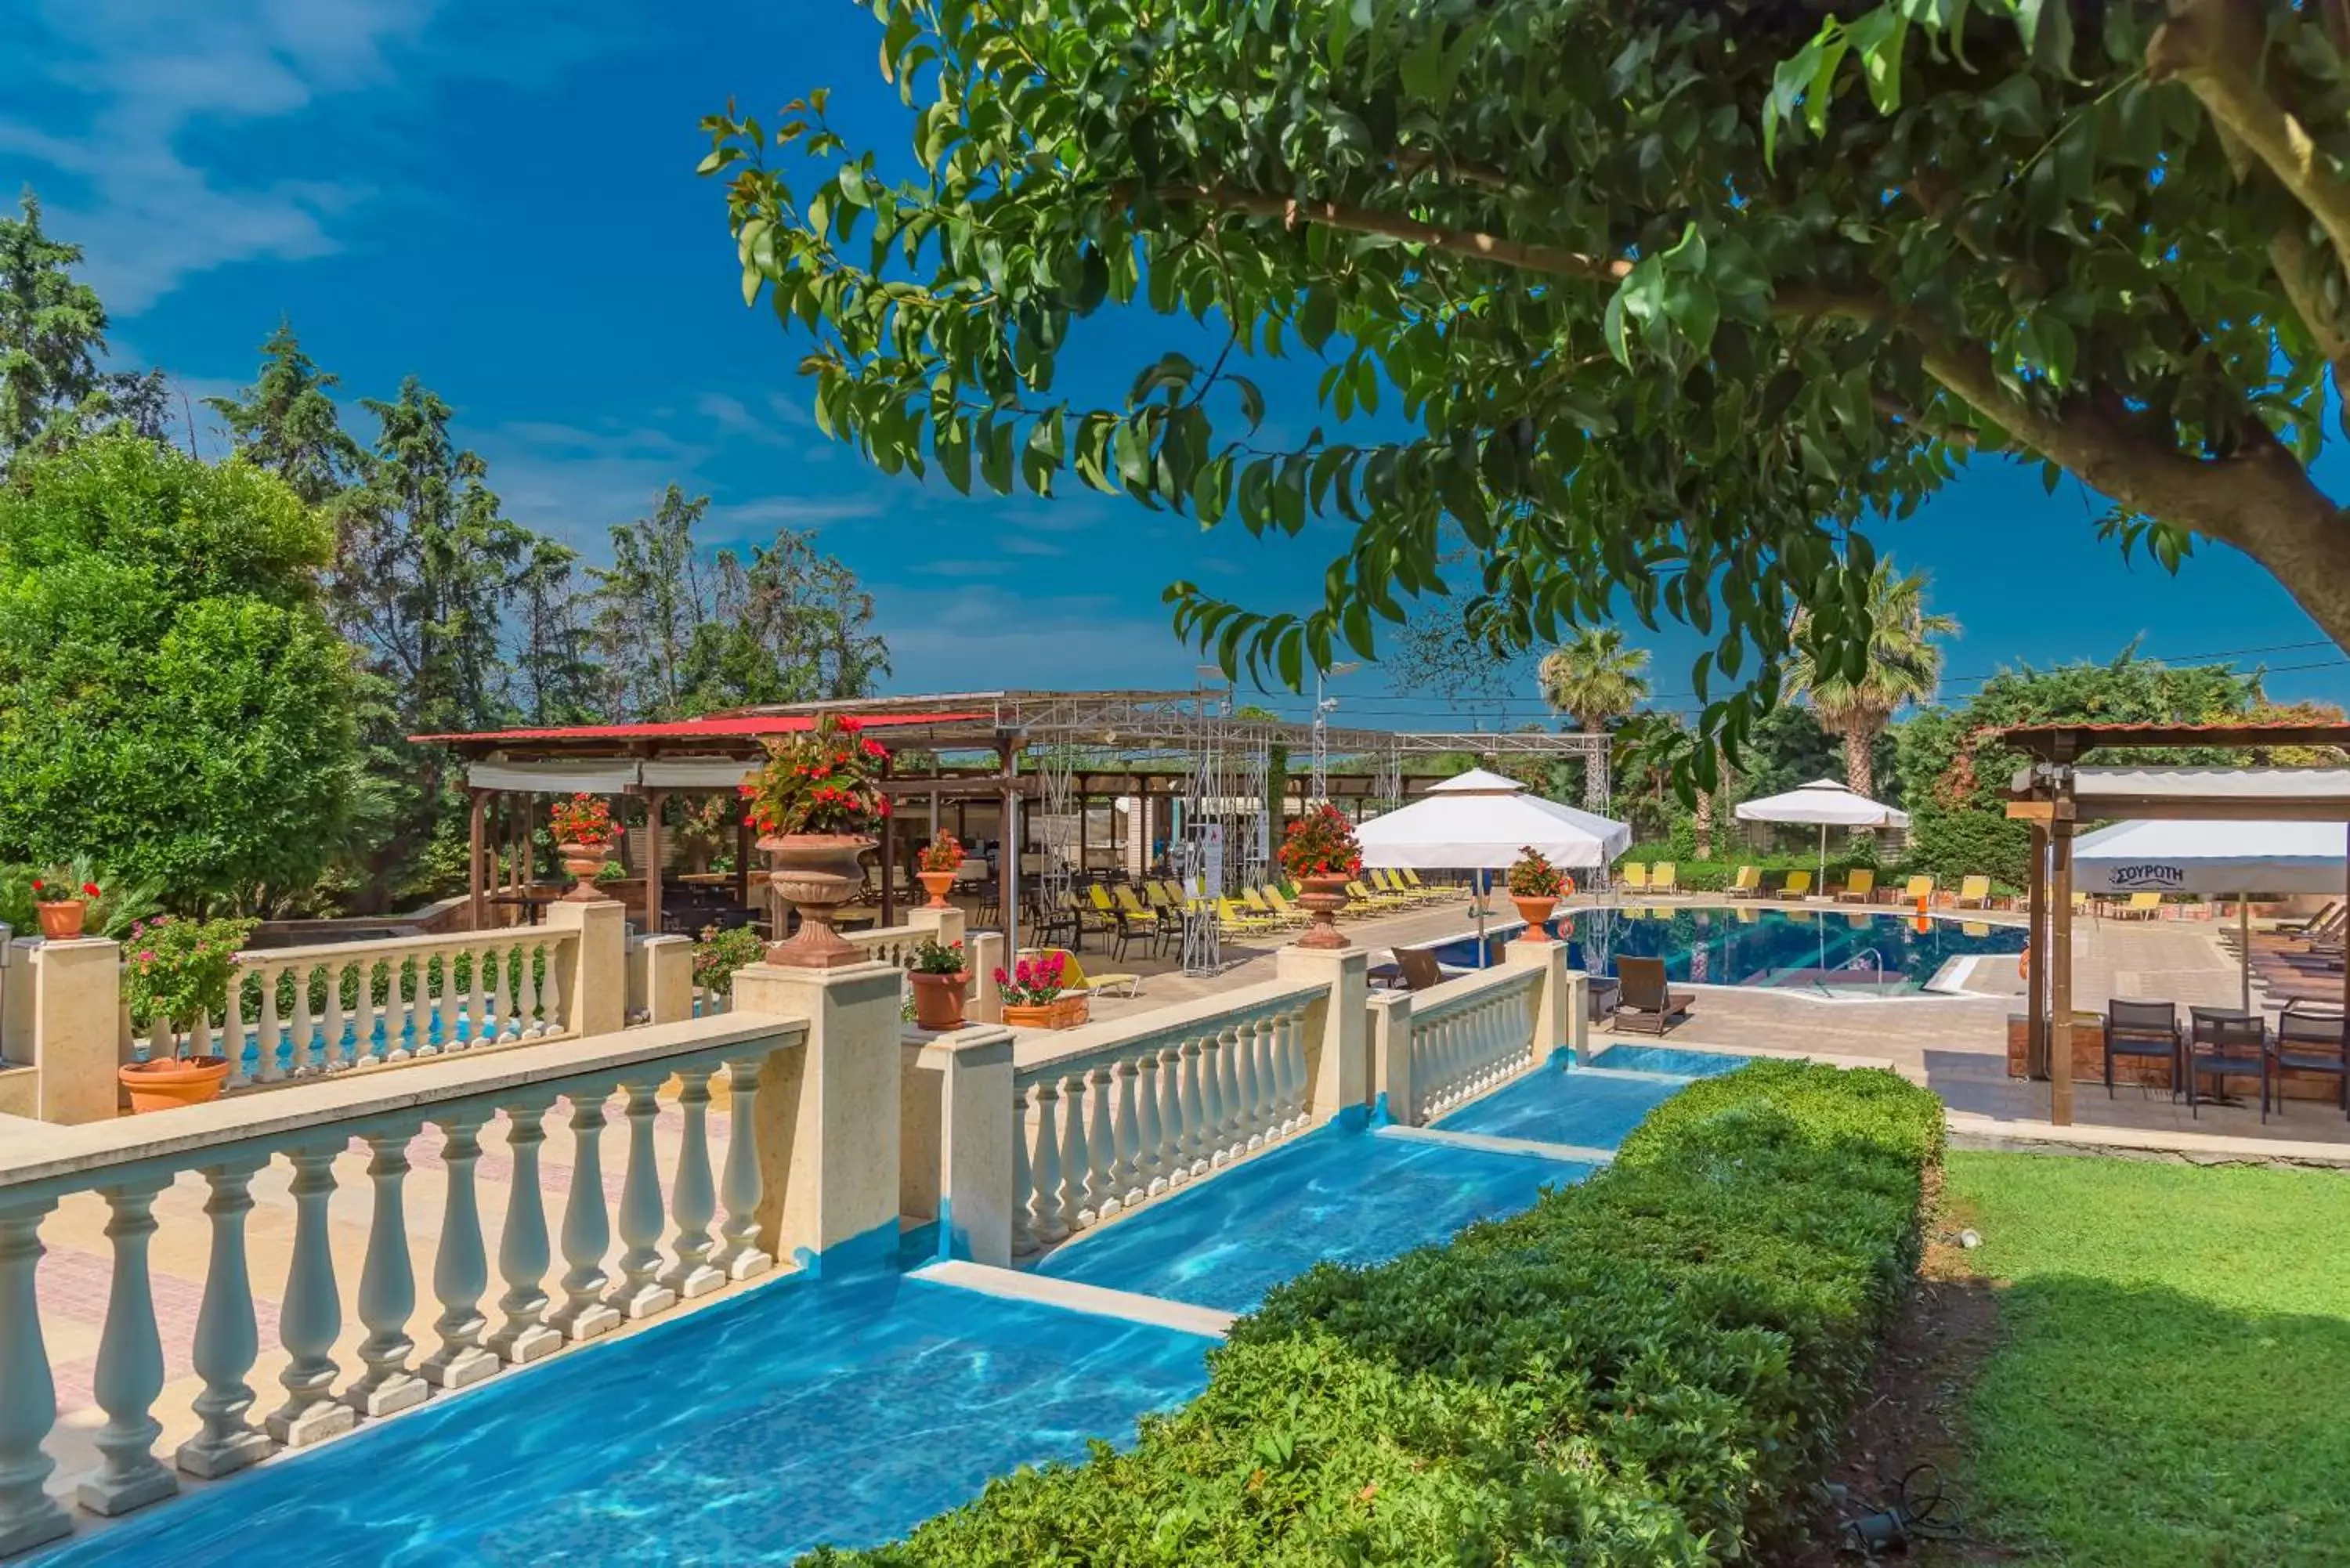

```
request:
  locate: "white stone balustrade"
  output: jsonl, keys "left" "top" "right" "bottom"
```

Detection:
{"left": 1007, "top": 981, "right": 1318, "bottom": 1257}
{"left": 1372, "top": 942, "right": 1575, "bottom": 1126}
{"left": 0, "top": 1009, "right": 805, "bottom": 1559}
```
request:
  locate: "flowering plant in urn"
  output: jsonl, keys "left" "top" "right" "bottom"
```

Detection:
{"left": 548, "top": 793, "right": 620, "bottom": 901}
{"left": 916, "top": 832, "right": 966, "bottom": 908}
{"left": 1279, "top": 804, "right": 1362, "bottom": 949}
{"left": 742, "top": 714, "right": 891, "bottom": 967}
{"left": 1505, "top": 845, "right": 1567, "bottom": 942}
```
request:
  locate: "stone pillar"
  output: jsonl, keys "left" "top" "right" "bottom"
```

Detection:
{"left": 1504, "top": 940, "right": 1580, "bottom": 1064}
{"left": 541, "top": 898, "right": 625, "bottom": 1039}
{"left": 640, "top": 934, "right": 693, "bottom": 1025}
{"left": 965, "top": 931, "right": 1005, "bottom": 1024}
{"left": 906, "top": 905, "right": 966, "bottom": 948}
{"left": 1368, "top": 992, "right": 1414, "bottom": 1125}
{"left": 2, "top": 937, "right": 38, "bottom": 1068}
{"left": 906, "top": 1025, "right": 1014, "bottom": 1266}
{"left": 1274, "top": 945, "right": 1370, "bottom": 1123}
{"left": 730, "top": 959, "right": 905, "bottom": 1273}
{"left": 34, "top": 937, "right": 124, "bottom": 1125}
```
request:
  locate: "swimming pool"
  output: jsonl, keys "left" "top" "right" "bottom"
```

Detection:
{"left": 31, "top": 1265, "right": 1217, "bottom": 1567}
{"left": 1429, "top": 906, "right": 2024, "bottom": 995}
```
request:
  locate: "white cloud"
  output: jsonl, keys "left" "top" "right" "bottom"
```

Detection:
{"left": 0, "top": 0, "right": 627, "bottom": 313}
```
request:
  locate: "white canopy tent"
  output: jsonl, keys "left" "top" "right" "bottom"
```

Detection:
{"left": 1734, "top": 778, "right": 1911, "bottom": 887}
{"left": 1355, "top": 768, "right": 1632, "bottom": 869}
{"left": 2073, "top": 818, "right": 2348, "bottom": 1011}
{"left": 1355, "top": 768, "right": 1632, "bottom": 964}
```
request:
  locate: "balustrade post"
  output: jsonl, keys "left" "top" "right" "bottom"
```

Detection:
{"left": 489, "top": 1097, "right": 563, "bottom": 1364}
{"left": 1032, "top": 1078, "right": 1068, "bottom": 1245}
{"left": 345, "top": 1132, "right": 428, "bottom": 1417}
{"left": 0, "top": 1199, "right": 67, "bottom": 1556}
{"left": 642, "top": 934, "right": 695, "bottom": 1026}
{"left": 1010, "top": 1084, "right": 1036, "bottom": 1255}
{"left": 550, "top": 1092, "right": 622, "bottom": 1341}
{"left": 1179, "top": 1038, "right": 1209, "bottom": 1176}
{"left": 660, "top": 1068, "right": 725, "bottom": 1299}
{"left": 1109, "top": 1058, "right": 1141, "bottom": 1209}
{"left": 177, "top": 1161, "right": 273, "bottom": 1479}
{"left": 469, "top": 944, "right": 496, "bottom": 1045}
{"left": 321, "top": 959, "right": 348, "bottom": 1071}
{"left": 30, "top": 937, "right": 123, "bottom": 1125}
{"left": 713, "top": 1051, "right": 775, "bottom": 1281}
{"left": 1242, "top": 1017, "right": 1272, "bottom": 1149}
{"left": 609, "top": 1078, "right": 678, "bottom": 1319}
{"left": 1369, "top": 992, "right": 1415, "bottom": 1126}
{"left": 541, "top": 898, "right": 625, "bottom": 1038}
{"left": 908, "top": 1025, "right": 1015, "bottom": 1266}
{"left": 1060, "top": 1071, "right": 1094, "bottom": 1230}
{"left": 1277, "top": 1007, "right": 1307, "bottom": 1133}
{"left": 421, "top": 1111, "right": 500, "bottom": 1389}
{"left": 1212, "top": 1024, "right": 1243, "bottom": 1164}
{"left": 251, "top": 965, "right": 285, "bottom": 1084}
{"left": 496, "top": 945, "right": 526, "bottom": 1042}
{"left": 1131, "top": 1051, "right": 1164, "bottom": 1198}
{"left": 269, "top": 1145, "right": 356, "bottom": 1447}
{"left": 1080, "top": 1065, "right": 1114, "bottom": 1223}
{"left": 78, "top": 1178, "right": 177, "bottom": 1515}
{"left": 1153, "top": 1045, "right": 1184, "bottom": 1190}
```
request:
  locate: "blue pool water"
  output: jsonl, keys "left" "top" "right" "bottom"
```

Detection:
{"left": 1434, "top": 1061, "right": 1687, "bottom": 1147}
{"left": 1036, "top": 1122, "right": 1596, "bottom": 1311}
{"left": 1429, "top": 907, "right": 2023, "bottom": 993}
{"left": 34, "top": 1266, "right": 1214, "bottom": 1567}
{"left": 1582, "top": 1043, "right": 1759, "bottom": 1078}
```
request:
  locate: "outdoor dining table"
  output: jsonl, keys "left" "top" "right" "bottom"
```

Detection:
{"left": 486, "top": 888, "right": 562, "bottom": 927}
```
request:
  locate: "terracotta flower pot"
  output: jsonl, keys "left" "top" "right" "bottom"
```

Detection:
{"left": 917, "top": 869, "right": 957, "bottom": 909}
{"left": 558, "top": 842, "right": 609, "bottom": 902}
{"left": 761, "top": 833, "right": 879, "bottom": 968}
{"left": 1509, "top": 894, "right": 1558, "bottom": 942}
{"left": 1294, "top": 875, "right": 1352, "bottom": 950}
{"left": 909, "top": 970, "right": 968, "bottom": 1031}
{"left": 119, "top": 1055, "right": 230, "bottom": 1115}
{"left": 34, "top": 900, "right": 85, "bottom": 941}
{"left": 1053, "top": 994, "right": 1091, "bottom": 1028}
{"left": 1001, "top": 1001, "right": 1062, "bottom": 1028}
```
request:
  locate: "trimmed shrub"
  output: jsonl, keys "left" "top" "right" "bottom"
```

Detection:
{"left": 812, "top": 1061, "right": 1943, "bottom": 1565}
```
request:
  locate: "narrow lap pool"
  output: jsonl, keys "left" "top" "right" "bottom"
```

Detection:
{"left": 1433, "top": 1062, "right": 1687, "bottom": 1147}
{"left": 34, "top": 1267, "right": 1215, "bottom": 1567}
{"left": 1035, "top": 1122, "right": 1597, "bottom": 1312}
{"left": 1582, "top": 1043, "right": 1761, "bottom": 1077}
{"left": 1429, "top": 907, "right": 2024, "bottom": 995}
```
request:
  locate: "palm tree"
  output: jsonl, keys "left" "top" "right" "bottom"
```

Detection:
{"left": 1785, "top": 562, "right": 1958, "bottom": 801}
{"left": 1537, "top": 627, "right": 1651, "bottom": 810}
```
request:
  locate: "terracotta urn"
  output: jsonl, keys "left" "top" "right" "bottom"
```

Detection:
{"left": 917, "top": 869, "right": 957, "bottom": 909}
{"left": 761, "top": 833, "right": 878, "bottom": 968}
{"left": 119, "top": 1054, "right": 230, "bottom": 1115}
{"left": 909, "top": 970, "right": 968, "bottom": 1031}
{"left": 1294, "top": 875, "right": 1352, "bottom": 950}
{"left": 1053, "top": 994, "right": 1091, "bottom": 1028}
{"left": 1001, "top": 1002, "right": 1060, "bottom": 1028}
{"left": 558, "top": 842, "right": 608, "bottom": 902}
{"left": 34, "top": 900, "right": 85, "bottom": 941}
{"left": 1509, "top": 895, "right": 1558, "bottom": 942}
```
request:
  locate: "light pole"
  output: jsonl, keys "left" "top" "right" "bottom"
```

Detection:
{"left": 1310, "top": 661, "right": 1359, "bottom": 806}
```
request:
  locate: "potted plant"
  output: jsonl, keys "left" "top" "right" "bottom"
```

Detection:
{"left": 548, "top": 794, "right": 620, "bottom": 901}
{"left": 906, "top": 935, "right": 969, "bottom": 1030}
{"left": 1506, "top": 846, "right": 1567, "bottom": 941}
{"left": 119, "top": 915, "right": 258, "bottom": 1114}
{"left": 742, "top": 714, "right": 891, "bottom": 967}
{"left": 916, "top": 833, "right": 965, "bottom": 909}
{"left": 1279, "top": 804, "right": 1363, "bottom": 950}
{"left": 29, "top": 868, "right": 100, "bottom": 941}
{"left": 691, "top": 924, "right": 767, "bottom": 1003}
{"left": 995, "top": 950, "right": 1078, "bottom": 1028}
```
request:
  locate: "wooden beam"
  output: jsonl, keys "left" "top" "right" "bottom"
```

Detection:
{"left": 644, "top": 789, "right": 667, "bottom": 937}
{"left": 2002, "top": 800, "right": 2077, "bottom": 822}
{"left": 468, "top": 789, "right": 489, "bottom": 930}
{"left": 2026, "top": 821, "right": 2048, "bottom": 1079}
{"left": 2049, "top": 822, "right": 2075, "bottom": 1127}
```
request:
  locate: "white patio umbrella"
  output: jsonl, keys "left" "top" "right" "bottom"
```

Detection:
{"left": 1733, "top": 778, "right": 1911, "bottom": 890}
{"left": 2073, "top": 818, "right": 2348, "bottom": 1011}
{"left": 1356, "top": 768, "right": 1632, "bottom": 963}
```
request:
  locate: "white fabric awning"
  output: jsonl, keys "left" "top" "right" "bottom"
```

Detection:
{"left": 466, "top": 758, "right": 641, "bottom": 794}
{"left": 639, "top": 757, "right": 757, "bottom": 789}
{"left": 1734, "top": 778, "right": 1911, "bottom": 829}
{"left": 1356, "top": 769, "right": 1631, "bottom": 869}
{"left": 2072, "top": 818, "right": 2350, "bottom": 894}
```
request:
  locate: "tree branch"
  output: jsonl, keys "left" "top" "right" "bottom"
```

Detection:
{"left": 1151, "top": 182, "right": 1632, "bottom": 281}
{"left": 2148, "top": 0, "right": 2350, "bottom": 283}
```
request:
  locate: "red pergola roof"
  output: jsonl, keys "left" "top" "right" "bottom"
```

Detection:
{"left": 407, "top": 713, "right": 981, "bottom": 746}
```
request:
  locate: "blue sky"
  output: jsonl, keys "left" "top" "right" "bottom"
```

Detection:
{"left": 6, "top": 0, "right": 2346, "bottom": 730}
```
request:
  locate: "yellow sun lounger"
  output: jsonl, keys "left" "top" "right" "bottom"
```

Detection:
{"left": 1722, "top": 865, "right": 1762, "bottom": 898}
{"left": 1029, "top": 946, "right": 1140, "bottom": 998}
{"left": 1347, "top": 880, "right": 1412, "bottom": 912}
{"left": 1216, "top": 897, "right": 1277, "bottom": 935}
{"left": 1955, "top": 875, "right": 1994, "bottom": 909}
{"left": 1649, "top": 862, "right": 1678, "bottom": 894}
{"left": 1900, "top": 875, "right": 1936, "bottom": 905}
{"left": 1618, "top": 862, "right": 1650, "bottom": 892}
{"left": 1779, "top": 869, "right": 1814, "bottom": 898}
{"left": 1834, "top": 868, "right": 1876, "bottom": 903}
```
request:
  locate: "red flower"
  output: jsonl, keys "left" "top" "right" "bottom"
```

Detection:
{"left": 81, "top": 882, "right": 99, "bottom": 898}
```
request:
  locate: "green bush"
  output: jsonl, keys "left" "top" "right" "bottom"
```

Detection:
{"left": 814, "top": 1060, "right": 1942, "bottom": 1566}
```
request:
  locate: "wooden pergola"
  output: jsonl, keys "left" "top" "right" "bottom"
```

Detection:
{"left": 2000, "top": 722, "right": 2350, "bottom": 1126}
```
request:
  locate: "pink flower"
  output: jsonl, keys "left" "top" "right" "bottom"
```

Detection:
{"left": 136, "top": 950, "right": 154, "bottom": 962}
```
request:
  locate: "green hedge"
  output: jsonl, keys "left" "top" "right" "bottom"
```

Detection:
{"left": 812, "top": 1061, "right": 1943, "bottom": 1566}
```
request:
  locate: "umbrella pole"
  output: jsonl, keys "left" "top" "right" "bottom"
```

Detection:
{"left": 1817, "top": 823, "right": 1827, "bottom": 894}
{"left": 1476, "top": 869, "right": 1489, "bottom": 967}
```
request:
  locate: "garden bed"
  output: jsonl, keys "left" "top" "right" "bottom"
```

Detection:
{"left": 808, "top": 1059, "right": 1944, "bottom": 1565}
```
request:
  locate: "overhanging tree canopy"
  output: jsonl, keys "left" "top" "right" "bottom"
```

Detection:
{"left": 703, "top": 0, "right": 2350, "bottom": 779}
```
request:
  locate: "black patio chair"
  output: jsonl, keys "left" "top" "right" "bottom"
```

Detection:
{"left": 2186, "top": 1013, "right": 2269, "bottom": 1122}
{"left": 2101, "top": 999, "right": 2182, "bottom": 1100}
{"left": 2269, "top": 1003, "right": 2350, "bottom": 1121}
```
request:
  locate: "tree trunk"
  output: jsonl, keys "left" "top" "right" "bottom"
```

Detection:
{"left": 1842, "top": 720, "right": 1875, "bottom": 800}
{"left": 1694, "top": 783, "right": 1714, "bottom": 861}
{"left": 1580, "top": 714, "right": 1608, "bottom": 811}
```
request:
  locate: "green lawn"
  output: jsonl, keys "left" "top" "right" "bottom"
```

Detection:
{"left": 1948, "top": 1151, "right": 2350, "bottom": 1567}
